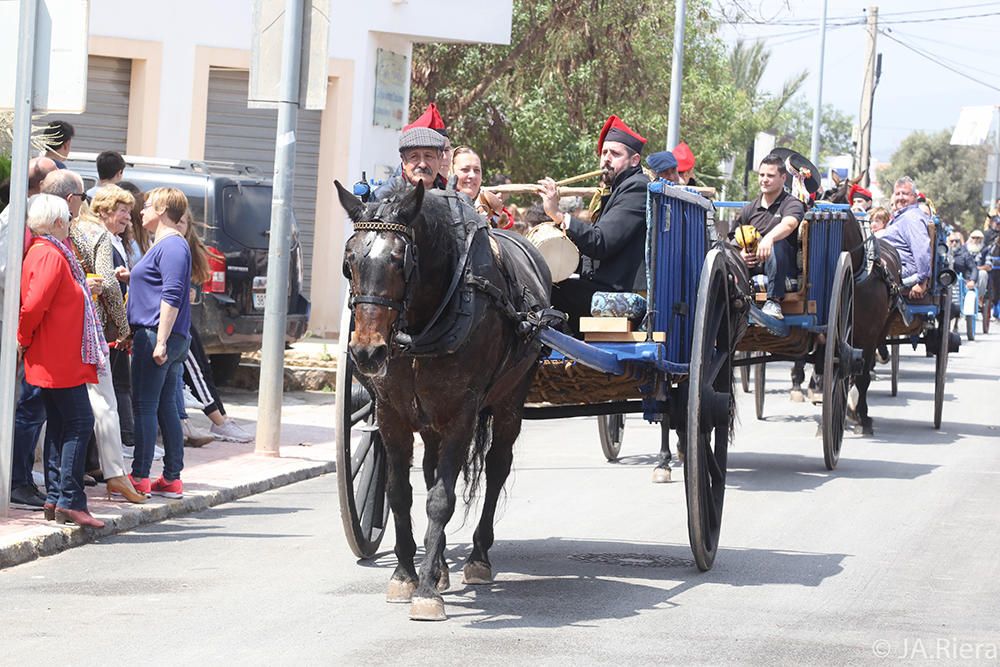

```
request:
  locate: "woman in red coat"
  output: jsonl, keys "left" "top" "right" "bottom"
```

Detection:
{"left": 18, "top": 194, "right": 104, "bottom": 528}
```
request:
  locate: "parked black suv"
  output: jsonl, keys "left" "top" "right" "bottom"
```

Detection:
{"left": 66, "top": 155, "right": 310, "bottom": 382}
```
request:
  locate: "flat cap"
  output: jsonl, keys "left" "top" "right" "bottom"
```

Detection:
{"left": 646, "top": 151, "right": 678, "bottom": 174}
{"left": 399, "top": 127, "right": 446, "bottom": 152}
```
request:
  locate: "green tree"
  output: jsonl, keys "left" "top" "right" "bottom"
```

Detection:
{"left": 411, "top": 0, "right": 752, "bottom": 186}
{"left": 879, "top": 130, "right": 988, "bottom": 231}
{"left": 770, "top": 98, "right": 854, "bottom": 160}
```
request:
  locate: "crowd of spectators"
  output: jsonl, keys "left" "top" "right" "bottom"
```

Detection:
{"left": 4, "top": 121, "right": 253, "bottom": 523}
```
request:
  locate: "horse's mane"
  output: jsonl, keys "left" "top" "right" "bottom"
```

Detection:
{"left": 376, "top": 181, "right": 458, "bottom": 261}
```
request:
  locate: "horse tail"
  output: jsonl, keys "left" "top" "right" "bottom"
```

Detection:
{"left": 463, "top": 409, "right": 493, "bottom": 506}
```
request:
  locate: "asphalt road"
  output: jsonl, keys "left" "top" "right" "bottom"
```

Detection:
{"left": 3, "top": 333, "right": 999, "bottom": 664}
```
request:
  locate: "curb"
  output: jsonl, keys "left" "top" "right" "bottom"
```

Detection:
{"left": 0, "top": 459, "right": 336, "bottom": 570}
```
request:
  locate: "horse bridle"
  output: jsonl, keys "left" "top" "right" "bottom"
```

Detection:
{"left": 347, "top": 215, "right": 418, "bottom": 323}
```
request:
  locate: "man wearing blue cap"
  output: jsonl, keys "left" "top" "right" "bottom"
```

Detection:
{"left": 646, "top": 151, "right": 679, "bottom": 182}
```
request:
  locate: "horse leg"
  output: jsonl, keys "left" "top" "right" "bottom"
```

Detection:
{"left": 420, "top": 431, "right": 450, "bottom": 593}
{"left": 652, "top": 420, "right": 673, "bottom": 483}
{"left": 410, "top": 416, "right": 473, "bottom": 621}
{"left": 855, "top": 361, "right": 875, "bottom": 436}
{"left": 790, "top": 358, "right": 805, "bottom": 402}
{"left": 379, "top": 416, "right": 419, "bottom": 604}
{"left": 464, "top": 406, "right": 519, "bottom": 585}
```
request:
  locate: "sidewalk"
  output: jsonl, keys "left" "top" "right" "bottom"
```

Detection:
{"left": 1, "top": 388, "right": 337, "bottom": 569}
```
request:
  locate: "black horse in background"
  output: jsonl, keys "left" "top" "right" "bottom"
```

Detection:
{"left": 336, "top": 180, "right": 554, "bottom": 621}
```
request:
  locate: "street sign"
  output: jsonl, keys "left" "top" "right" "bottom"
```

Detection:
{"left": 0, "top": 0, "right": 89, "bottom": 113}
{"left": 951, "top": 106, "right": 997, "bottom": 146}
{"left": 250, "top": 0, "right": 330, "bottom": 110}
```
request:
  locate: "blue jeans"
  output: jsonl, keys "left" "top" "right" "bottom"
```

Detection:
{"left": 175, "top": 371, "right": 188, "bottom": 421}
{"left": 764, "top": 240, "right": 796, "bottom": 300}
{"left": 12, "top": 375, "right": 46, "bottom": 489}
{"left": 130, "top": 328, "right": 190, "bottom": 481}
{"left": 41, "top": 385, "right": 95, "bottom": 510}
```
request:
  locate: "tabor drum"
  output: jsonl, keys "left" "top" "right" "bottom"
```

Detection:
{"left": 525, "top": 223, "right": 580, "bottom": 283}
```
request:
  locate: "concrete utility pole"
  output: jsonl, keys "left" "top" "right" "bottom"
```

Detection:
{"left": 255, "top": 0, "right": 304, "bottom": 456}
{"left": 809, "top": 0, "right": 829, "bottom": 167}
{"left": 665, "top": 0, "right": 686, "bottom": 149}
{"left": 0, "top": 0, "right": 38, "bottom": 519}
{"left": 856, "top": 5, "right": 879, "bottom": 188}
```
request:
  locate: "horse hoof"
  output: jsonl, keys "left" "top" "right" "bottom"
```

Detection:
{"left": 386, "top": 579, "right": 416, "bottom": 603}
{"left": 410, "top": 596, "right": 447, "bottom": 621}
{"left": 651, "top": 466, "right": 672, "bottom": 484}
{"left": 790, "top": 389, "right": 804, "bottom": 403}
{"left": 463, "top": 561, "right": 493, "bottom": 585}
{"left": 436, "top": 568, "right": 450, "bottom": 592}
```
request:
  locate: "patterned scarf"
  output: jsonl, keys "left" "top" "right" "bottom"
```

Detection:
{"left": 41, "top": 235, "right": 108, "bottom": 370}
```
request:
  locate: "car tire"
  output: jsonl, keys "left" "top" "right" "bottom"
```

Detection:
{"left": 210, "top": 353, "right": 243, "bottom": 386}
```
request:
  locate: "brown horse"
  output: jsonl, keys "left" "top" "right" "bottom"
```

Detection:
{"left": 336, "top": 180, "right": 553, "bottom": 621}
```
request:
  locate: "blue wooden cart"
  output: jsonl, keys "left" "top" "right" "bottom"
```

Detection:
{"left": 714, "top": 201, "right": 862, "bottom": 470}
{"left": 334, "top": 183, "right": 863, "bottom": 571}
{"left": 882, "top": 214, "right": 956, "bottom": 429}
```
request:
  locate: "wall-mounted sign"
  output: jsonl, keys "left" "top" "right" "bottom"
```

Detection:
{"left": 373, "top": 48, "right": 407, "bottom": 130}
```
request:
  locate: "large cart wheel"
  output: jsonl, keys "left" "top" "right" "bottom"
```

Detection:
{"left": 597, "top": 413, "right": 625, "bottom": 461}
{"left": 685, "top": 250, "right": 732, "bottom": 572}
{"left": 890, "top": 345, "right": 899, "bottom": 397}
{"left": 934, "top": 288, "right": 951, "bottom": 430}
{"left": 822, "top": 253, "right": 854, "bottom": 471}
{"left": 983, "top": 297, "right": 993, "bottom": 334}
{"left": 753, "top": 352, "right": 766, "bottom": 420}
{"left": 335, "top": 294, "right": 389, "bottom": 559}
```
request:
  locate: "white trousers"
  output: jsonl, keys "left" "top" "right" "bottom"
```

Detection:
{"left": 87, "top": 363, "right": 126, "bottom": 479}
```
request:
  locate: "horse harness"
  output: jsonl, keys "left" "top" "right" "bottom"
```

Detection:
{"left": 350, "top": 191, "right": 559, "bottom": 359}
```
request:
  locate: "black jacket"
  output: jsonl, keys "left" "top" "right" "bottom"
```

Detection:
{"left": 951, "top": 245, "right": 977, "bottom": 279}
{"left": 565, "top": 164, "right": 649, "bottom": 292}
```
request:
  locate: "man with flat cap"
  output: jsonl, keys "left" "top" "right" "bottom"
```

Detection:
{"left": 673, "top": 142, "right": 697, "bottom": 185}
{"left": 536, "top": 114, "right": 650, "bottom": 334}
{"left": 646, "top": 150, "right": 679, "bottom": 182}
{"left": 372, "top": 126, "right": 448, "bottom": 201}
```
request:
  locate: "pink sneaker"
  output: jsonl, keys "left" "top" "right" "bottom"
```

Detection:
{"left": 151, "top": 476, "right": 183, "bottom": 499}
{"left": 129, "top": 475, "right": 152, "bottom": 497}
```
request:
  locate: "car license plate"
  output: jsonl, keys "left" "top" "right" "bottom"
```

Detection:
{"left": 252, "top": 276, "right": 266, "bottom": 310}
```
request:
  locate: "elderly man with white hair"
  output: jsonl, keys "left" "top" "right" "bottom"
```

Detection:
{"left": 18, "top": 194, "right": 105, "bottom": 527}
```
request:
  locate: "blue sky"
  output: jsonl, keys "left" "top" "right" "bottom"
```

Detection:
{"left": 717, "top": 0, "right": 1000, "bottom": 162}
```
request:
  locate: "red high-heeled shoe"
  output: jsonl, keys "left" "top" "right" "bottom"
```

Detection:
{"left": 55, "top": 508, "right": 105, "bottom": 529}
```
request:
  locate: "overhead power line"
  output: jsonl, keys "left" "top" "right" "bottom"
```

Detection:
{"left": 879, "top": 29, "right": 1000, "bottom": 93}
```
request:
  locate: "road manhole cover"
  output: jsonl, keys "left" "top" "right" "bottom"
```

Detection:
{"left": 569, "top": 552, "right": 695, "bottom": 568}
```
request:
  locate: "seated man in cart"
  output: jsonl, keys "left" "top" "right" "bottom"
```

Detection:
{"left": 536, "top": 115, "right": 650, "bottom": 334}
{"left": 881, "top": 176, "right": 932, "bottom": 300}
{"left": 731, "top": 153, "right": 806, "bottom": 320}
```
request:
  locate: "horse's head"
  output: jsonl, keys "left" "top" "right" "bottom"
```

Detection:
{"left": 336, "top": 180, "right": 425, "bottom": 376}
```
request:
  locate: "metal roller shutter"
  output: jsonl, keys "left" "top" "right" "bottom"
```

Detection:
{"left": 204, "top": 67, "right": 321, "bottom": 298}
{"left": 39, "top": 55, "right": 131, "bottom": 153}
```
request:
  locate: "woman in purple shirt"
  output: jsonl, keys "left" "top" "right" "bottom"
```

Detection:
{"left": 126, "top": 187, "right": 192, "bottom": 499}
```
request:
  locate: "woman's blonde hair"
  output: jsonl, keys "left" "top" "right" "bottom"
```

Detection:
{"left": 181, "top": 211, "right": 212, "bottom": 286}
{"left": 90, "top": 184, "right": 135, "bottom": 218}
{"left": 145, "top": 187, "right": 188, "bottom": 224}
{"left": 451, "top": 145, "right": 479, "bottom": 168}
{"left": 869, "top": 206, "right": 890, "bottom": 226}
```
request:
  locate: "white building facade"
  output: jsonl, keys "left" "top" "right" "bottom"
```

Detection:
{"left": 60, "top": 0, "right": 513, "bottom": 336}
